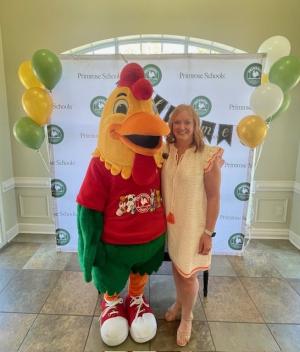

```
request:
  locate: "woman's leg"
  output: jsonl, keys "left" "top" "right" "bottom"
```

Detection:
{"left": 174, "top": 268, "right": 199, "bottom": 346}
{"left": 165, "top": 263, "right": 183, "bottom": 321}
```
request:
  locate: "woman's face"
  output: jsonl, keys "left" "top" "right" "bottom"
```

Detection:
{"left": 172, "top": 110, "right": 194, "bottom": 145}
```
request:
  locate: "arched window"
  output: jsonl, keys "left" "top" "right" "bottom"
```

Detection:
{"left": 63, "top": 34, "right": 245, "bottom": 55}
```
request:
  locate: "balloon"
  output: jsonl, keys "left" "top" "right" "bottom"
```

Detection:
{"left": 266, "top": 93, "right": 291, "bottom": 124}
{"left": 236, "top": 115, "right": 268, "bottom": 148}
{"left": 22, "top": 87, "right": 53, "bottom": 125}
{"left": 13, "top": 117, "right": 45, "bottom": 150}
{"left": 258, "top": 36, "right": 291, "bottom": 73}
{"left": 18, "top": 60, "right": 44, "bottom": 89}
{"left": 269, "top": 55, "right": 300, "bottom": 92}
{"left": 32, "top": 49, "right": 62, "bottom": 90}
{"left": 250, "top": 82, "right": 283, "bottom": 118}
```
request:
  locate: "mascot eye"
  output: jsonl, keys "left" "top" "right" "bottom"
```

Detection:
{"left": 113, "top": 99, "right": 128, "bottom": 114}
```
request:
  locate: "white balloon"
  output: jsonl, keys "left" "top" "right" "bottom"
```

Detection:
{"left": 250, "top": 83, "right": 284, "bottom": 118}
{"left": 258, "top": 35, "right": 291, "bottom": 72}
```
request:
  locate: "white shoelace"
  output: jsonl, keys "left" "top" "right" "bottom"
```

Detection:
{"left": 130, "top": 295, "right": 149, "bottom": 321}
{"left": 101, "top": 297, "right": 124, "bottom": 319}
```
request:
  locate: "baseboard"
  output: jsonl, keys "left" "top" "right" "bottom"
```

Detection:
{"left": 6, "top": 224, "right": 19, "bottom": 242}
{"left": 247, "top": 227, "right": 289, "bottom": 239}
{"left": 12, "top": 233, "right": 56, "bottom": 244}
{"left": 18, "top": 223, "right": 55, "bottom": 234}
{"left": 289, "top": 230, "right": 300, "bottom": 250}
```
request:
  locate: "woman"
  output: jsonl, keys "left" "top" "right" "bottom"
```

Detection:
{"left": 162, "top": 104, "right": 223, "bottom": 346}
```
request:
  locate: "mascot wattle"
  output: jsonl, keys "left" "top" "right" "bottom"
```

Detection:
{"left": 77, "top": 62, "right": 169, "bottom": 346}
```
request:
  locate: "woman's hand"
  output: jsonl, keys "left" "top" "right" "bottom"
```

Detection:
{"left": 198, "top": 233, "right": 212, "bottom": 255}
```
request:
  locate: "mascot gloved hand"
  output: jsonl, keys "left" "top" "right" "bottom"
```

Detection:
{"left": 77, "top": 63, "right": 169, "bottom": 346}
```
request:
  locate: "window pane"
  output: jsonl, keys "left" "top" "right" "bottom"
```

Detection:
{"left": 94, "top": 46, "right": 115, "bottom": 54}
{"left": 188, "top": 45, "right": 210, "bottom": 54}
{"left": 163, "top": 43, "right": 184, "bottom": 54}
{"left": 119, "top": 43, "right": 141, "bottom": 54}
{"left": 141, "top": 42, "right": 162, "bottom": 54}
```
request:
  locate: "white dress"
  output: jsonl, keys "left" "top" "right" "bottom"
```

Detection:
{"left": 162, "top": 144, "right": 223, "bottom": 278}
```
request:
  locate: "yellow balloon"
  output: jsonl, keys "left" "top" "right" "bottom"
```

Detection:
{"left": 261, "top": 73, "right": 269, "bottom": 85}
{"left": 18, "top": 60, "right": 44, "bottom": 89}
{"left": 22, "top": 87, "right": 53, "bottom": 125}
{"left": 236, "top": 115, "right": 268, "bottom": 148}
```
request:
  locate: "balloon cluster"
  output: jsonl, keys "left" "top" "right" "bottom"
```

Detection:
{"left": 237, "top": 36, "right": 300, "bottom": 148}
{"left": 13, "top": 49, "right": 62, "bottom": 150}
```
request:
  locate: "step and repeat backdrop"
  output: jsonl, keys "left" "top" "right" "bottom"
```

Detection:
{"left": 49, "top": 54, "right": 264, "bottom": 254}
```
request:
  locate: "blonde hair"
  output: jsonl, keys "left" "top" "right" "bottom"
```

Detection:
{"left": 167, "top": 104, "right": 204, "bottom": 152}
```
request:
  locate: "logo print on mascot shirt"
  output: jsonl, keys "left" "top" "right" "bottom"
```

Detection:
{"left": 56, "top": 228, "right": 71, "bottom": 246}
{"left": 47, "top": 125, "right": 64, "bottom": 144}
{"left": 90, "top": 96, "right": 107, "bottom": 117}
{"left": 228, "top": 233, "right": 245, "bottom": 250}
{"left": 234, "top": 182, "right": 250, "bottom": 201}
{"left": 143, "top": 64, "right": 162, "bottom": 86}
{"left": 244, "top": 63, "right": 262, "bottom": 87}
{"left": 191, "top": 96, "right": 212, "bottom": 117}
{"left": 51, "top": 179, "right": 67, "bottom": 198}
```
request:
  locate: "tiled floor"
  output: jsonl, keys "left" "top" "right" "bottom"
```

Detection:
{"left": 0, "top": 238, "right": 300, "bottom": 351}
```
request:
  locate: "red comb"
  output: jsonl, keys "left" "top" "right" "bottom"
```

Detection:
{"left": 118, "top": 63, "right": 153, "bottom": 100}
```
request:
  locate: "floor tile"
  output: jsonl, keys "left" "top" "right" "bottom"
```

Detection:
{"left": 202, "top": 277, "right": 263, "bottom": 322}
{"left": 246, "top": 239, "right": 298, "bottom": 255}
{"left": 19, "top": 314, "right": 92, "bottom": 352}
{"left": 64, "top": 253, "right": 82, "bottom": 271}
{"left": 0, "top": 312, "right": 36, "bottom": 352}
{"left": 0, "top": 268, "right": 19, "bottom": 293}
{"left": 84, "top": 316, "right": 151, "bottom": 351}
{"left": 287, "top": 278, "right": 300, "bottom": 295}
{"left": 23, "top": 243, "right": 72, "bottom": 270}
{"left": 0, "top": 270, "right": 61, "bottom": 313}
{"left": 241, "top": 277, "right": 300, "bottom": 323}
{"left": 41, "top": 271, "right": 98, "bottom": 316}
{"left": 227, "top": 251, "right": 281, "bottom": 277}
{"left": 0, "top": 243, "right": 40, "bottom": 269}
{"left": 209, "top": 322, "right": 280, "bottom": 352}
{"left": 268, "top": 323, "right": 300, "bottom": 352}
{"left": 154, "top": 260, "right": 172, "bottom": 275}
{"left": 150, "top": 275, "right": 206, "bottom": 321}
{"left": 210, "top": 255, "right": 237, "bottom": 276}
{"left": 269, "top": 252, "right": 300, "bottom": 279}
{"left": 150, "top": 319, "right": 215, "bottom": 351}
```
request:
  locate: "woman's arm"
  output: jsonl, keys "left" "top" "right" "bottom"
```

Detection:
{"left": 198, "top": 158, "right": 222, "bottom": 255}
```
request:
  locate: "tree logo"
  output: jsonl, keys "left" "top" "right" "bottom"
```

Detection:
{"left": 244, "top": 63, "right": 262, "bottom": 87}
{"left": 56, "top": 228, "right": 70, "bottom": 246}
{"left": 191, "top": 96, "right": 212, "bottom": 117}
{"left": 234, "top": 182, "right": 250, "bottom": 201}
{"left": 143, "top": 64, "right": 162, "bottom": 86}
{"left": 228, "top": 233, "right": 245, "bottom": 250}
{"left": 47, "top": 125, "right": 64, "bottom": 144}
{"left": 51, "top": 179, "right": 67, "bottom": 198}
{"left": 90, "top": 96, "right": 107, "bottom": 117}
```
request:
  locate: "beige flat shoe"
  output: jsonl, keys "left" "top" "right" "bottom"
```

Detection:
{"left": 176, "top": 317, "right": 193, "bottom": 347}
{"left": 164, "top": 302, "right": 181, "bottom": 321}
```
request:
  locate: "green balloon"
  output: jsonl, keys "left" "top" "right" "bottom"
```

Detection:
{"left": 13, "top": 117, "right": 45, "bottom": 150}
{"left": 266, "top": 93, "right": 291, "bottom": 124}
{"left": 269, "top": 55, "right": 300, "bottom": 92}
{"left": 32, "top": 49, "right": 62, "bottom": 90}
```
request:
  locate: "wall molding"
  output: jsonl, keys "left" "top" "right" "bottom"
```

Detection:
{"left": 294, "top": 182, "right": 300, "bottom": 195}
{"left": 2, "top": 177, "right": 51, "bottom": 192}
{"left": 289, "top": 230, "right": 300, "bottom": 250}
{"left": 247, "top": 227, "right": 289, "bottom": 239}
{"left": 254, "top": 180, "right": 295, "bottom": 192}
{"left": 18, "top": 223, "right": 55, "bottom": 234}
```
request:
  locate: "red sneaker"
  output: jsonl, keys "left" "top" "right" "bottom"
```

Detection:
{"left": 99, "top": 297, "right": 128, "bottom": 346}
{"left": 125, "top": 295, "right": 157, "bottom": 343}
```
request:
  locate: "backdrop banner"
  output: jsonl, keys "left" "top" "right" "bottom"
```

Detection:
{"left": 49, "top": 54, "right": 264, "bottom": 254}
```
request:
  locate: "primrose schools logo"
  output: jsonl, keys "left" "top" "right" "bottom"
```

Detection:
{"left": 90, "top": 96, "right": 107, "bottom": 117}
{"left": 234, "top": 182, "right": 250, "bottom": 201}
{"left": 143, "top": 64, "right": 162, "bottom": 86}
{"left": 51, "top": 179, "right": 67, "bottom": 198}
{"left": 56, "top": 228, "right": 71, "bottom": 246}
{"left": 47, "top": 125, "right": 64, "bottom": 144}
{"left": 191, "top": 96, "right": 212, "bottom": 117}
{"left": 228, "top": 233, "right": 245, "bottom": 250}
{"left": 244, "top": 63, "right": 262, "bottom": 87}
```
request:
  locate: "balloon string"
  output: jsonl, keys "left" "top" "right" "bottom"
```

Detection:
{"left": 37, "top": 149, "right": 50, "bottom": 173}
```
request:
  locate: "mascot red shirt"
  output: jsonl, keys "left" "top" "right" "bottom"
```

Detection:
{"left": 77, "top": 62, "right": 169, "bottom": 346}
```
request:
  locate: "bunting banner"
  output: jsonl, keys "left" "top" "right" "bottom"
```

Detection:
{"left": 50, "top": 54, "right": 264, "bottom": 254}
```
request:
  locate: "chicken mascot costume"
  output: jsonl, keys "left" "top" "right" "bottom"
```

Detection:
{"left": 77, "top": 62, "right": 169, "bottom": 346}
